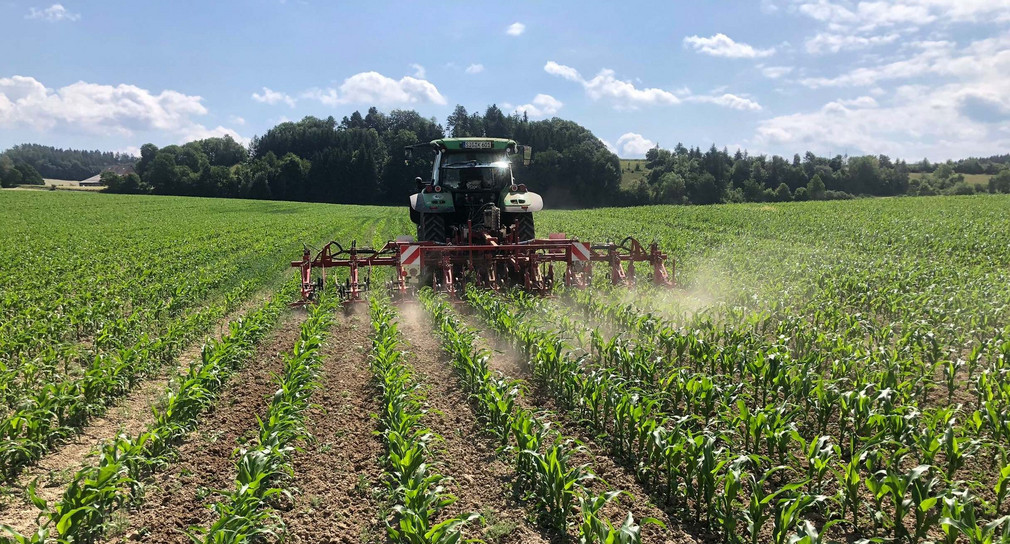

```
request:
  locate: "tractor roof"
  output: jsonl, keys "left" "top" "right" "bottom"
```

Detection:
{"left": 431, "top": 137, "right": 516, "bottom": 151}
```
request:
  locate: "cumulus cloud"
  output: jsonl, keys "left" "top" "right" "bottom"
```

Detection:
{"left": 799, "top": 38, "right": 1000, "bottom": 88}
{"left": 299, "top": 87, "right": 339, "bottom": 106}
{"left": 26, "top": 3, "right": 79, "bottom": 21}
{"left": 545, "top": 61, "right": 762, "bottom": 111}
{"left": 761, "top": 66, "right": 794, "bottom": 79}
{"left": 683, "top": 34, "right": 775, "bottom": 58}
{"left": 616, "top": 133, "right": 656, "bottom": 157}
{"left": 0, "top": 75, "right": 244, "bottom": 144}
{"left": 757, "top": 79, "right": 1010, "bottom": 160}
{"left": 257, "top": 72, "right": 447, "bottom": 108}
{"left": 544, "top": 62, "right": 679, "bottom": 108}
{"left": 465, "top": 63, "right": 484, "bottom": 74}
{"left": 410, "top": 63, "right": 426, "bottom": 78}
{"left": 252, "top": 87, "right": 295, "bottom": 107}
{"left": 506, "top": 22, "right": 525, "bottom": 36}
{"left": 752, "top": 3, "right": 1010, "bottom": 159}
{"left": 514, "top": 94, "right": 562, "bottom": 118}
{"left": 805, "top": 32, "right": 900, "bottom": 54}
{"left": 686, "top": 93, "right": 763, "bottom": 111}
{"left": 544, "top": 61, "right": 582, "bottom": 82}
{"left": 337, "top": 72, "right": 446, "bottom": 105}
{"left": 794, "top": 0, "right": 1010, "bottom": 30}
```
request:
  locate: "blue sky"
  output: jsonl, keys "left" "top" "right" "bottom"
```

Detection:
{"left": 1, "top": 0, "right": 1009, "bottom": 160}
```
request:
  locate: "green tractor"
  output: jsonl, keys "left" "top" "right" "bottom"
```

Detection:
{"left": 406, "top": 137, "right": 541, "bottom": 243}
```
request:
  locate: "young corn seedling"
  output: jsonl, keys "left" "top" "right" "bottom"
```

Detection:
{"left": 527, "top": 442, "right": 593, "bottom": 531}
{"left": 941, "top": 489, "right": 1010, "bottom": 544}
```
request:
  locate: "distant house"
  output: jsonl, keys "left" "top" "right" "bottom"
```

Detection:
{"left": 80, "top": 175, "right": 103, "bottom": 187}
{"left": 80, "top": 164, "right": 136, "bottom": 187}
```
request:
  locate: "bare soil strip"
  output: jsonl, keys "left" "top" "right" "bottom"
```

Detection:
{"left": 458, "top": 310, "right": 708, "bottom": 544}
{"left": 277, "top": 310, "right": 387, "bottom": 544}
{"left": 98, "top": 310, "right": 306, "bottom": 544}
{"left": 0, "top": 291, "right": 276, "bottom": 527}
{"left": 397, "top": 304, "right": 550, "bottom": 544}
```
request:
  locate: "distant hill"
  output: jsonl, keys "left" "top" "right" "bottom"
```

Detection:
{"left": 0, "top": 144, "right": 136, "bottom": 181}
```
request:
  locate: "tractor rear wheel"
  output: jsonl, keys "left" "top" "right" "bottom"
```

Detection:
{"left": 517, "top": 214, "right": 535, "bottom": 242}
{"left": 419, "top": 213, "right": 446, "bottom": 243}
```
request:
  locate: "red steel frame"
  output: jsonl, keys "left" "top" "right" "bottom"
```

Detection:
{"left": 291, "top": 234, "right": 673, "bottom": 305}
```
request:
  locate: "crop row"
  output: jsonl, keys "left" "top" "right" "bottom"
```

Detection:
{"left": 522, "top": 285, "right": 1010, "bottom": 543}
{"left": 421, "top": 289, "right": 645, "bottom": 542}
{"left": 0, "top": 291, "right": 287, "bottom": 544}
{"left": 193, "top": 293, "right": 338, "bottom": 543}
{"left": 368, "top": 297, "right": 477, "bottom": 542}
{"left": 0, "top": 278, "right": 263, "bottom": 482}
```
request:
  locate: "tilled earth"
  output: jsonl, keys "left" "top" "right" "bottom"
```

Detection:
{"left": 278, "top": 311, "right": 387, "bottom": 544}
{"left": 105, "top": 310, "right": 306, "bottom": 543}
{"left": 397, "top": 304, "right": 551, "bottom": 543}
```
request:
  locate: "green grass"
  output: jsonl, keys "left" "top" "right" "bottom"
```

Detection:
{"left": 618, "top": 158, "right": 650, "bottom": 189}
{"left": 909, "top": 171, "right": 992, "bottom": 189}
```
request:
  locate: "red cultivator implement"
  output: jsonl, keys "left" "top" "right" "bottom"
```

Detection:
{"left": 291, "top": 228, "right": 673, "bottom": 305}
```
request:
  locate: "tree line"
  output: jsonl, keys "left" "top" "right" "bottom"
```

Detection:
{"left": 629, "top": 145, "right": 1010, "bottom": 205}
{"left": 1, "top": 144, "right": 134, "bottom": 181}
{"left": 101, "top": 105, "right": 620, "bottom": 208}
{"left": 6, "top": 104, "right": 1010, "bottom": 205}
{"left": 0, "top": 154, "right": 44, "bottom": 188}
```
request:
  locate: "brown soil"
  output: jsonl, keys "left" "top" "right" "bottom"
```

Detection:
{"left": 0, "top": 293, "right": 278, "bottom": 535}
{"left": 458, "top": 311, "right": 711, "bottom": 544}
{"left": 100, "top": 309, "right": 306, "bottom": 544}
{"left": 277, "top": 311, "right": 387, "bottom": 544}
{"left": 397, "top": 303, "right": 551, "bottom": 544}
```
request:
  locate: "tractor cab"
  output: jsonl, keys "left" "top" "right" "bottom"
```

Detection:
{"left": 436, "top": 151, "right": 512, "bottom": 192}
{"left": 407, "top": 138, "right": 541, "bottom": 243}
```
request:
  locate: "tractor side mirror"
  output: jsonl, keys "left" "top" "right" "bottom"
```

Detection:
{"left": 404, "top": 147, "right": 413, "bottom": 165}
{"left": 518, "top": 145, "right": 532, "bottom": 166}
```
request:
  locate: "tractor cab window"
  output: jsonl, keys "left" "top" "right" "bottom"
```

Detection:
{"left": 438, "top": 152, "right": 512, "bottom": 190}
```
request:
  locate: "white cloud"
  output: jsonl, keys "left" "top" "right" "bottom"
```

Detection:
{"left": 183, "top": 125, "right": 250, "bottom": 147}
{"left": 410, "top": 63, "right": 426, "bottom": 78}
{"left": 583, "top": 70, "right": 681, "bottom": 106}
{"left": 545, "top": 61, "right": 761, "bottom": 111}
{"left": 616, "top": 133, "right": 656, "bottom": 157}
{"left": 599, "top": 138, "right": 617, "bottom": 154}
{"left": 229, "top": 115, "right": 246, "bottom": 126}
{"left": 514, "top": 94, "right": 562, "bottom": 118}
{"left": 758, "top": 6, "right": 1010, "bottom": 160}
{"left": 683, "top": 33, "right": 775, "bottom": 58}
{"left": 465, "top": 63, "right": 484, "bottom": 74}
{"left": 805, "top": 32, "right": 900, "bottom": 54}
{"left": 258, "top": 72, "right": 447, "bottom": 108}
{"left": 686, "top": 93, "right": 763, "bottom": 111}
{"left": 117, "top": 145, "right": 141, "bottom": 157}
{"left": 252, "top": 87, "right": 295, "bottom": 107}
{"left": 0, "top": 75, "right": 244, "bottom": 144}
{"left": 757, "top": 79, "right": 1010, "bottom": 160}
{"left": 299, "top": 87, "right": 339, "bottom": 106}
{"left": 506, "top": 22, "right": 525, "bottom": 36}
{"left": 799, "top": 37, "right": 1007, "bottom": 88}
{"left": 544, "top": 62, "right": 680, "bottom": 108}
{"left": 544, "top": 61, "right": 582, "bottom": 82}
{"left": 337, "top": 72, "right": 446, "bottom": 105}
{"left": 794, "top": 0, "right": 1010, "bottom": 31}
{"left": 26, "top": 3, "right": 79, "bottom": 21}
{"left": 761, "top": 66, "right": 794, "bottom": 78}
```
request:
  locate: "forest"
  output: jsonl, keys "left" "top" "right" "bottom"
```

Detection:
{"left": 5, "top": 104, "right": 1010, "bottom": 206}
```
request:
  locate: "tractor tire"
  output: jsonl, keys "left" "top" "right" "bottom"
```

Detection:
{"left": 419, "top": 213, "right": 446, "bottom": 243}
{"left": 517, "top": 214, "right": 535, "bottom": 242}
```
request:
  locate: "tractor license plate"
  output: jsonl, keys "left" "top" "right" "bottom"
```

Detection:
{"left": 461, "top": 140, "right": 492, "bottom": 149}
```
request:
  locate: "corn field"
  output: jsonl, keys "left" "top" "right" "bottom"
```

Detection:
{"left": 3, "top": 190, "right": 1010, "bottom": 543}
